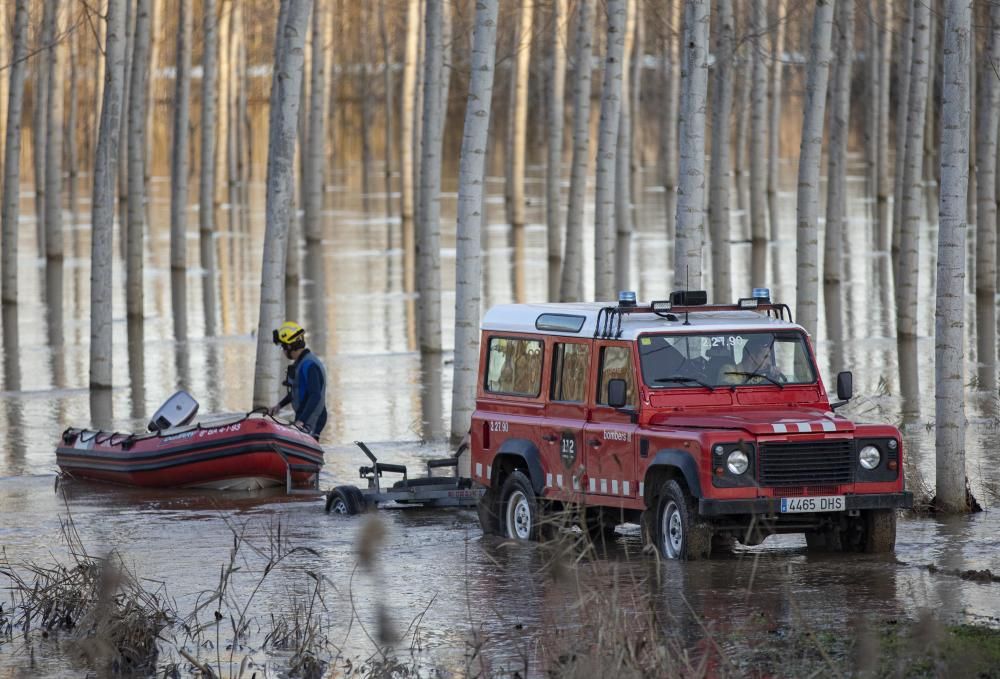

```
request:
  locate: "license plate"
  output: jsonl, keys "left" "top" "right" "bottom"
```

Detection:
{"left": 780, "top": 495, "right": 845, "bottom": 513}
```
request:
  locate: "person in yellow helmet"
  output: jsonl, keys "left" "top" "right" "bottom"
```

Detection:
{"left": 269, "top": 322, "right": 328, "bottom": 438}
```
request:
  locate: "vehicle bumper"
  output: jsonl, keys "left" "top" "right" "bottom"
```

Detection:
{"left": 698, "top": 492, "right": 913, "bottom": 516}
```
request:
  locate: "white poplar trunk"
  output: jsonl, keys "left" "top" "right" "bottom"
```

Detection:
{"left": 400, "top": 0, "right": 420, "bottom": 293}
{"left": 90, "top": 0, "right": 128, "bottom": 389}
{"left": 545, "top": 0, "right": 568, "bottom": 300}
{"left": 558, "top": 0, "right": 595, "bottom": 303}
{"left": 35, "top": 0, "right": 54, "bottom": 248}
{"left": 673, "top": 0, "right": 710, "bottom": 290}
{"left": 660, "top": 0, "right": 681, "bottom": 240}
{"left": 935, "top": 0, "right": 971, "bottom": 512}
{"left": 594, "top": 0, "right": 627, "bottom": 301}
{"left": 0, "top": 1, "right": 6, "bottom": 162}
{"left": 510, "top": 0, "right": 532, "bottom": 236}
{"left": 1, "top": 0, "right": 29, "bottom": 305}
{"left": 767, "top": 0, "right": 786, "bottom": 239}
{"left": 199, "top": 0, "right": 220, "bottom": 336}
{"left": 170, "top": 0, "right": 192, "bottom": 273}
{"left": 628, "top": 0, "right": 643, "bottom": 220}
{"left": 823, "top": 0, "right": 853, "bottom": 351}
{"left": 147, "top": 0, "right": 164, "bottom": 171}
{"left": 304, "top": 0, "right": 326, "bottom": 243}
{"left": 216, "top": 0, "right": 231, "bottom": 207}
{"left": 378, "top": 0, "right": 394, "bottom": 218}
{"left": 975, "top": 2, "right": 1000, "bottom": 392}
{"left": 67, "top": 27, "right": 79, "bottom": 183}
{"left": 416, "top": 0, "right": 445, "bottom": 353}
{"left": 875, "top": 0, "right": 892, "bottom": 248}
{"left": 749, "top": 0, "right": 768, "bottom": 284}
{"left": 794, "top": 0, "right": 835, "bottom": 338}
{"left": 708, "top": 0, "right": 733, "bottom": 303}
{"left": 117, "top": 0, "right": 134, "bottom": 211}
{"left": 613, "top": 0, "right": 637, "bottom": 295}
{"left": 450, "top": 0, "right": 499, "bottom": 444}
{"left": 44, "top": 0, "right": 65, "bottom": 261}
{"left": 924, "top": 6, "right": 938, "bottom": 185}
{"left": 360, "top": 3, "right": 373, "bottom": 200}
{"left": 127, "top": 0, "right": 152, "bottom": 319}
{"left": 252, "top": 0, "right": 311, "bottom": 407}
{"left": 892, "top": 1, "right": 914, "bottom": 269}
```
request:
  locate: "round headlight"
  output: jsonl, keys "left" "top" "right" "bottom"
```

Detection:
{"left": 726, "top": 450, "right": 749, "bottom": 475}
{"left": 859, "top": 445, "right": 881, "bottom": 470}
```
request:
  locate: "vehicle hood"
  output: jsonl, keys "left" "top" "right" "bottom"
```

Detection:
{"left": 648, "top": 408, "right": 856, "bottom": 436}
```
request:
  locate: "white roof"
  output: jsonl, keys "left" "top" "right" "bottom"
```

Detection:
{"left": 480, "top": 302, "right": 806, "bottom": 340}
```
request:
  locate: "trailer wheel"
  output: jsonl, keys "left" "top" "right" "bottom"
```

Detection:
{"left": 325, "top": 486, "right": 362, "bottom": 515}
{"left": 654, "top": 480, "right": 712, "bottom": 560}
{"left": 501, "top": 471, "right": 540, "bottom": 541}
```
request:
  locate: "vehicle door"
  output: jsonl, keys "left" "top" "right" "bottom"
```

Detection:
{"left": 583, "top": 342, "right": 638, "bottom": 500}
{"left": 542, "top": 339, "right": 592, "bottom": 497}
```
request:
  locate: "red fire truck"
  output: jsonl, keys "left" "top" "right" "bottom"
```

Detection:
{"left": 471, "top": 290, "right": 912, "bottom": 559}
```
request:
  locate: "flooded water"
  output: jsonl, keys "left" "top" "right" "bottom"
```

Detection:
{"left": 1, "top": 143, "right": 999, "bottom": 675}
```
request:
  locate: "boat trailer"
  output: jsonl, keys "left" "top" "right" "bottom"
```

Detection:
{"left": 324, "top": 441, "right": 485, "bottom": 514}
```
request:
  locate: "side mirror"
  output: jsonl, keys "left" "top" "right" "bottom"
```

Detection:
{"left": 836, "top": 371, "right": 853, "bottom": 401}
{"left": 607, "top": 378, "right": 628, "bottom": 409}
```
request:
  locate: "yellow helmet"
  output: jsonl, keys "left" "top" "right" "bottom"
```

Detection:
{"left": 272, "top": 321, "right": 306, "bottom": 349}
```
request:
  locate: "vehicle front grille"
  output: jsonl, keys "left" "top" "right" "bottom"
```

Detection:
{"left": 758, "top": 440, "right": 854, "bottom": 487}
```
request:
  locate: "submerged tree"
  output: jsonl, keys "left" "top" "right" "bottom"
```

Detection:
{"left": 170, "top": 0, "right": 193, "bottom": 333}
{"left": 1, "top": 0, "right": 29, "bottom": 306}
{"left": 200, "top": 0, "right": 220, "bottom": 336}
{"left": 44, "top": 0, "right": 65, "bottom": 263}
{"left": 935, "top": 0, "right": 971, "bottom": 513}
{"left": 794, "top": 0, "right": 834, "bottom": 338}
{"left": 659, "top": 0, "right": 681, "bottom": 241}
{"left": 673, "top": 0, "right": 710, "bottom": 289}
{"left": 252, "top": 0, "right": 312, "bottom": 408}
{"left": 593, "top": 0, "right": 626, "bottom": 301}
{"left": 614, "top": 0, "right": 637, "bottom": 294}
{"left": 450, "top": 0, "right": 500, "bottom": 444}
{"left": 126, "top": 0, "right": 152, "bottom": 319}
{"left": 400, "top": 0, "right": 420, "bottom": 294}
{"left": 545, "top": 0, "right": 568, "bottom": 300}
{"left": 90, "top": 0, "right": 128, "bottom": 390}
{"left": 708, "top": 0, "right": 733, "bottom": 303}
{"left": 767, "top": 0, "right": 786, "bottom": 237}
{"left": 749, "top": 0, "right": 768, "bottom": 285}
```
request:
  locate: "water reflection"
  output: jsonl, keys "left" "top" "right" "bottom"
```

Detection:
{"left": 419, "top": 351, "right": 444, "bottom": 442}
{"left": 128, "top": 319, "right": 146, "bottom": 421}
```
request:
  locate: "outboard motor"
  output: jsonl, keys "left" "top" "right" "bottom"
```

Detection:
{"left": 148, "top": 391, "right": 200, "bottom": 432}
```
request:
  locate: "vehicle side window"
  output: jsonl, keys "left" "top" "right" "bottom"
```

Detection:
{"left": 597, "top": 346, "right": 637, "bottom": 407}
{"left": 550, "top": 343, "right": 589, "bottom": 402}
{"left": 485, "top": 337, "right": 544, "bottom": 397}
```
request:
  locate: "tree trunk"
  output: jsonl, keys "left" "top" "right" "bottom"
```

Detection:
{"left": 967, "top": 18, "right": 976, "bottom": 232}
{"left": 975, "top": 2, "right": 1000, "bottom": 392}
{"left": 823, "top": 0, "right": 853, "bottom": 356}
{"left": 1, "top": 0, "right": 29, "bottom": 305}
{"left": 673, "top": 0, "right": 710, "bottom": 290}
{"left": 416, "top": 0, "right": 445, "bottom": 353}
{"left": 66, "top": 22, "right": 79, "bottom": 183}
{"left": 733, "top": 44, "right": 750, "bottom": 242}
{"left": 44, "top": 0, "right": 65, "bottom": 262}
{"left": 117, "top": 0, "right": 134, "bottom": 212}
{"left": 628, "top": 0, "right": 643, "bottom": 222}
{"left": 216, "top": 0, "right": 231, "bottom": 208}
{"left": 304, "top": 0, "right": 326, "bottom": 244}
{"left": 708, "top": 0, "right": 733, "bottom": 304}
{"left": 147, "top": 0, "right": 165, "bottom": 173}
{"left": 171, "top": 0, "right": 192, "bottom": 274}
{"left": 593, "top": 0, "right": 627, "bottom": 301}
{"left": 935, "top": 0, "right": 971, "bottom": 513}
{"left": 199, "top": 0, "right": 220, "bottom": 336}
{"left": 559, "top": 0, "right": 595, "bottom": 302}
{"left": 35, "top": 0, "right": 55, "bottom": 250}
{"left": 660, "top": 0, "right": 681, "bottom": 241}
{"left": 749, "top": 0, "right": 768, "bottom": 285}
{"left": 379, "top": 0, "right": 394, "bottom": 218}
{"left": 614, "top": 0, "right": 637, "bottom": 295}
{"left": 924, "top": 4, "right": 938, "bottom": 186}
{"left": 767, "top": 0, "right": 786, "bottom": 239}
{"left": 0, "top": 1, "right": 6, "bottom": 163}
{"left": 509, "top": 0, "right": 532, "bottom": 238}
{"left": 252, "top": 0, "right": 311, "bottom": 408}
{"left": 545, "top": 0, "right": 568, "bottom": 300}
{"left": 127, "top": 0, "right": 152, "bottom": 319}
{"left": 360, "top": 3, "right": 373, "bottom": 201}
{"left": 450, "top": 0, "right": 499, "bottom": 445}
{"left": 401, "top": 0, "right": 420, "bottom": 294}
{"left": 876, "top": 0, "right": 892, "bottom": 249}
{"left": 90, "top": 0, "right": 128, "bottom": 390}
{"left": 892, "top": 1, "right": 914, "bottom": 271}
{"left": 794, "top": 0, "right": 835, "bottom": 339}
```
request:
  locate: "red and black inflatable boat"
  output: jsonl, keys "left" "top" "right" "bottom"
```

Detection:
{"left": 56, "top": 393, "right": 324, "bottom": 491}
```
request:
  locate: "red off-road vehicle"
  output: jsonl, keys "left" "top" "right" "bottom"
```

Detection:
{"left": 471, "top": 290, "right": 912, "bottom": 558}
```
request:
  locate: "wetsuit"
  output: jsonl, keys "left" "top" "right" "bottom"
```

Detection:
{"left": 279, "top": 349, "right": 328, "bottom": 438}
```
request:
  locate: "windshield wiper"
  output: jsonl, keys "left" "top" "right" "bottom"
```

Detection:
{"left": 655, "top": 376, "right": 716, "bottom": 391}
{"left": 724, "top": 371, "right": 785, "bottom": 388}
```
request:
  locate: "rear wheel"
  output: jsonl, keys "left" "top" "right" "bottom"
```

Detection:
{"left": 653, "top": 480, "right": 712, "bottom": 560}
{"left": 501, "top": 471, "right": 540, "bottom": 541}
{"left": 325, "top": 486, "right": 363, "bottom": 515}
{"left": 805, "top": 529, "right": 843, "bottom": 552}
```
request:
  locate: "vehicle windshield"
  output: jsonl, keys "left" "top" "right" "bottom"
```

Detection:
{"left": 638, "top": 331, "right": 817, "bottom": 388}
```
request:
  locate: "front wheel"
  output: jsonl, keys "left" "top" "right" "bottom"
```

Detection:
{"left": 653, "top": 480, "right": 712, "bottom": 560}
{"left": 500, "top": 471, "right": 540, "bottom": 541}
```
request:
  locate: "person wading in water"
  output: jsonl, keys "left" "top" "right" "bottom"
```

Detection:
{"left": 269, "top": 322, "right": 328, "bottom": 439}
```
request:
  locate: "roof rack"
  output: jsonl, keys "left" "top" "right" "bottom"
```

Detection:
{"left": 591, "top": 298, "right": 794, "bottom": 340}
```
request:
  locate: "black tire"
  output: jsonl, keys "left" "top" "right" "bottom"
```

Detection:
{"left": 805, "top": 529, "right": 843, "bottom": 552}
{"left": 652, "top": 480, "right": 712, "bottom": 560}
{"left": 325, "top": 486, "right": 363, "bottom": 515}
{"left": 500, "top": 471, "right": 541, "bottom": 541}
{"left": 477, "top": 486, "right": 501, "bottom": 536}
{"left": 862, "top": 509, "right": 896, "bottom": 553}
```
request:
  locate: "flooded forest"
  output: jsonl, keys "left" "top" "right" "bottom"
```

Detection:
{"left": 1, "top": 0, "right": 1000, "bottom": 676}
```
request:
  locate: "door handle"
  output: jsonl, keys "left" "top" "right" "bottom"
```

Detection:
{"left": 541, "top": 433, "right": 557, "bottom": 443}
{"left": 588, "top": 438, "right": 601, "bottom": 448}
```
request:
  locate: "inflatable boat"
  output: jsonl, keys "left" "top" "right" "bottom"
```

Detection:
{"left": 56, "top": 392, "right": 324, "bottom": 491}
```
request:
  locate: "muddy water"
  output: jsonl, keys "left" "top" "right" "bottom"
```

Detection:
{"left": 1, "top": 151, "right": 999, "bottom": 675}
